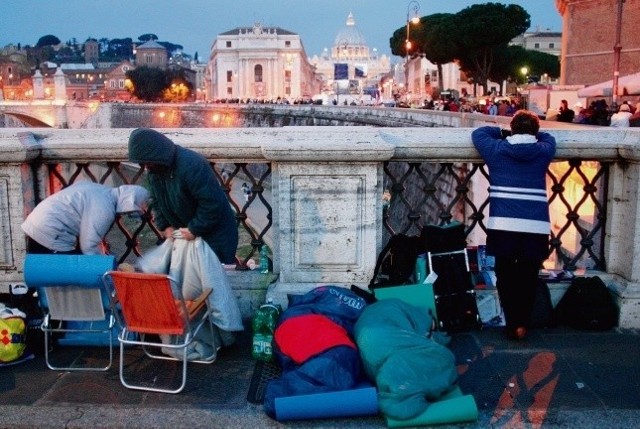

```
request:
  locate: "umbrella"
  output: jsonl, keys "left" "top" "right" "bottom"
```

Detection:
{"left": 577, "top": 72, "right": 640, "bottom": 97}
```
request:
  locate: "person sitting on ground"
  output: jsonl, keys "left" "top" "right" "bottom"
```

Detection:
{"left": 471, "top": 110, "right": 556, "bottom": 340}
{"left": 21, "top": 181, "right": 149, "bottom": 255}
{"left": 609, "top": 103, "right": 633, "bottom": 127}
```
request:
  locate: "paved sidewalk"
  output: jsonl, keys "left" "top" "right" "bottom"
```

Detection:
{"left": 1, "top": 326, "right": 639, "bottom": 429}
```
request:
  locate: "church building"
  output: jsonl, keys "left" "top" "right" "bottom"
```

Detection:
{"left": 207, "top": 22, "right": 321, "bottom": 101}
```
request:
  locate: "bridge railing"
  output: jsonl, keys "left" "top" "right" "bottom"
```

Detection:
{"left": 1, "top": 127, "right": 640, "bottom": 327}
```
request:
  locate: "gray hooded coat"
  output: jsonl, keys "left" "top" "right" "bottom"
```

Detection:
{"left": 128, "top": 128, "right": 238, "bottom": 264}
{"left": 21, "top": 182, "right": 149, "bottom": 254}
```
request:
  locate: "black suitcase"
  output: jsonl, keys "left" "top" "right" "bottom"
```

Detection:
{"left": 425, "top": 224, "right": 481, "bottom": 333}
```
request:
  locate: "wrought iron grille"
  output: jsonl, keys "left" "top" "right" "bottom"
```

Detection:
{"left": 382, "top": 160, "right": 608, "bottom": 272}
{"left": 42, "top": 161, "right": 273, "bottom": 269}
{"left": 39, "top": 158, "right": 607, "bottom": 273}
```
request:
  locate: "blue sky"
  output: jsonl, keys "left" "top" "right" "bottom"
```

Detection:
{"left": 1, "top": 1, "right": 562, "bottom": 62}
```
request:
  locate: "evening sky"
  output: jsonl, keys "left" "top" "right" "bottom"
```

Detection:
{"left": 1, "top": 1, "right": 562, "bottom": 63}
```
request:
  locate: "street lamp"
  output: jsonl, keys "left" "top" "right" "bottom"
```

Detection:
{"left": 405, "top": 1, "right": 420, "bottom": 103}
{"left": 520, "top": 66, "right": 529, "bottom": 84}
{"left": 612, "top": 0, "right": 624, "bottom": 107}
{"left": 86, "top": 75, "right": 94, "bottom": 99}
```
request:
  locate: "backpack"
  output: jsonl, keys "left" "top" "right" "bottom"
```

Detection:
{"left": 554, "top": 276, "right": 617, "bottom": 331}
{"left": 369, "top": 234, "right": 424, "bottom": 288}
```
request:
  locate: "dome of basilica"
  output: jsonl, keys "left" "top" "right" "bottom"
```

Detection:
{"left": 333, "top": 12, "right": 367, "bottom": 47}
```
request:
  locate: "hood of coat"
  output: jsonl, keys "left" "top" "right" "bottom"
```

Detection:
{"left": 111, "top": 185, "right": 150, "bottom": 213}
{"left": 128, "top": 128, "right": 177, "bottom": 167}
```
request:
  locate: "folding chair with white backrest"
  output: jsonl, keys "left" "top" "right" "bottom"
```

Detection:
{"left": 23, "top": 254, "right": 117, "bottom": 371}
{"left": 102, "top": 271, "right": 216, "bottom": 394}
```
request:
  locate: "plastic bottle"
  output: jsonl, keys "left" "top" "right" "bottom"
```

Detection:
{"left": 259, "top": 245, "right": 270, "bottom": 274}
{"left": 251, "top": 300, "right": 281, "bottom": 362}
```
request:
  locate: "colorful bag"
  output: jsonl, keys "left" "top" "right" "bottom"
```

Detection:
{"left": 0, "top": 304, "right": 28, "bottom": 363}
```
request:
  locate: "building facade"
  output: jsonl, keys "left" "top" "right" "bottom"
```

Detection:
{"left": 308, "top": 13, "right": 391, "bottom": 104}
{"left": 207, "top": 23, "right": 321, "bottom": 101}
{"left": 134, "top": 40, "right": 168, "bottom": 70}
{"left": 556, "top": 0, "right": 640, "bottom": 85}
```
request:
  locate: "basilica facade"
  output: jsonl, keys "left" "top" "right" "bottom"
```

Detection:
{"left": 206, "top": 23, "right": 321, "bottom": 101}
{"left": 207, "top": 13, "right": 392, "bottom": 104}
{"left": 308, "top": 13, "right": 392, "bottom": 104}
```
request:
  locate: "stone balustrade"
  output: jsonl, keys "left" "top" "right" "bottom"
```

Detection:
{"left": 1, "top": 126, "right": 640, "bottom": 328}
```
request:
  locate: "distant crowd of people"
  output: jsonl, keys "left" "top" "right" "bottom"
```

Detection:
{"left": 557, "top": 99, "right": 640, "bottom": 127}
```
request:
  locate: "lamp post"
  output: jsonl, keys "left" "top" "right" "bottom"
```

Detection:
{"left": 86, "top": 75, "right": 94, "bottom": 99}
{"left": 405, "top": 1, "right": 420, "bottom": 104}
{"left": 612, "top": 0, "right": 624, "bottom": 107}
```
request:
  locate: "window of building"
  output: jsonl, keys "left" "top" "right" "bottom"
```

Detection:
{"left": 226, "top": 41, "right": 232, "bottom": 48}
{"left": 549, "top": 43, "right": 555, "bottom": 49}
{"left": 227, "top": 87, "right": 233, "bottom": 95}
{"left": 285, "top": 41, "right": 291, "bottom": 48}
{"left": 534, "top": 43, "right": 540, "bottom": 49}
{"left": 254, "top": 64, "right": 263, "bottom": 83}
{"left": 227, "top": 70, "right": 232, "bottom": 83}
{"left": 118, "top": 79, "right": 125, "bottom": 89}
{"left": 110, "top": 80, "right": 116, "bottom": 89}
{"left": 146, "top": 54, "right": 153, "bottom": 64}
{"left": 285, "top": 70, "right": 291, "bottom": 83}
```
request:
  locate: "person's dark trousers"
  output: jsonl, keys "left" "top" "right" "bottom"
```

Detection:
{"left": 26, "top": 237, "right": 81, "bottom": 255}
{"left": 494, "top": 255, "right": 542, "bottom": 330}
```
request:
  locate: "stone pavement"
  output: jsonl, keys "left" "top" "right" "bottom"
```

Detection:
{"left": 1, "top": 325, "right": 639, "bottom": 429}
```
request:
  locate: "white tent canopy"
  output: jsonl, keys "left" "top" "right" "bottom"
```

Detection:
{"left": 577, "top": 72, "right": 640, "bottom": 97}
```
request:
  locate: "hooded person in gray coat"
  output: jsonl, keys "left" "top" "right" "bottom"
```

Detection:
{"left": 128, "top": 128, "right": 238, "bottom": 264}
{"left": 21, "top": 181, "right": 150, "bottom": 255}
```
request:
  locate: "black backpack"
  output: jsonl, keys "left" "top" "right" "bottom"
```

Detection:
{"left": 369, "top": 234, "right": 424, "bottom": 288}
{"left": 555, "top": 276, "right": 617, "bottom": 331}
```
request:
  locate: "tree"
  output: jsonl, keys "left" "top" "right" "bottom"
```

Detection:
{"left": 163, "top": 70, "right": 193, "bottom": 102}
{"left": 489, "top": 45, "right": 560, "bottom": 85}
{"left": 389, "top": 14, "right": 461, "bottom": 94}
{"left": 452, "top": 3, "right": 530, "bottom": 94}
{"left": 126, "top": 66, "right": 193, "bottom": 102}
{"left": 126, "top": 66, "right": 171, "bottom": 102}
{"left": 104, "top": 38, "right": 133, "bottom": 60}
{"left": 138, "top": 34, "right": 159, "bottom": 42}
{"left": 36, "top": 34, "right": 61, "bottom": 48}
{"left": 388, "top": 3, "right": 532, "bottom": 96}
{"left": 415, "top": 14, "right": 459, "bottom": 93}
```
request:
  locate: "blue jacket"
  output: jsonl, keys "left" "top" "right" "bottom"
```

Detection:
{"left": 472, "top": 126, "right": 556, "bottom": 235}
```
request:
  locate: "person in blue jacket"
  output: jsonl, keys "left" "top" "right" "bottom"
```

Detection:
{"left": 471, "top": 110, "right": 556, "bottom": 340}
{"left": 128, "top": 128, "right": 238, "bottom": 264}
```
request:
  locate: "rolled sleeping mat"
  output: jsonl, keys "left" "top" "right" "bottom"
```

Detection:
{"left": 385, "top": 386, "right": 478, "bottom": 428}
{"left": 24, "top": 254, "right": 116, "bottom": 288}
{"left": 275, "top": 386, "right": 379, "bottom": 421}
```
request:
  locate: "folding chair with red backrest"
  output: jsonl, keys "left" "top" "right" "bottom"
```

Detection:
{"left": 102, "top": 271, "right": 216, "bottom": 394}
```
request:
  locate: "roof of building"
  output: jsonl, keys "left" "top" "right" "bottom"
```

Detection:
{"left": 334, "top": 12, "right": 367, "bottom": 47}
{"left": 136, "top": 40, "right": 166, "bottom": 50}
{"left": 525, "top": 32, "right": 562, "bottom": 38}
{"left": 220, "top": 24, "right": 297, "bottom": 36}
{"left": 60, "top": 63, "right": 95, "bottom": 71}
